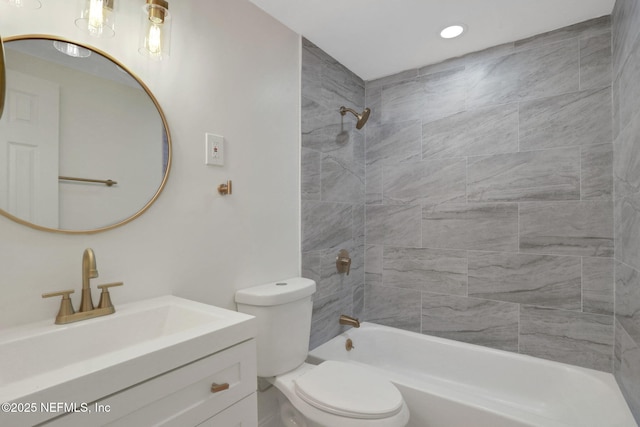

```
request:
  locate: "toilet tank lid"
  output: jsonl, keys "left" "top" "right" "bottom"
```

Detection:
{"left": 235, "top": 277, "right": 316, "bottom": 306}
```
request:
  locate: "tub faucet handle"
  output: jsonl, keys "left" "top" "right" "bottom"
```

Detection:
{"left": 336, "top": 249, "right": 352, "bottom": 275}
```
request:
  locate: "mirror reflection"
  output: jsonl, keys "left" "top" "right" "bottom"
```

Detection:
{"left": 0, "top": 36, "right": 170, "bottom": 233}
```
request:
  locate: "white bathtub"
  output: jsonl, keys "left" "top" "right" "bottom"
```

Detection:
{"left": 307, "top": 322, "right": 637, "bottom": 427}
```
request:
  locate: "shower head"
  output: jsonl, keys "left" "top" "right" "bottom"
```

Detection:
{"left": 339, "top": 106, "right": 371, "bottom": 129}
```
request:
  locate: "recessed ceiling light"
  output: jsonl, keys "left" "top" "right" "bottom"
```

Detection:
{"left": 440, "top": 25, "right": 465, "bottom": 39}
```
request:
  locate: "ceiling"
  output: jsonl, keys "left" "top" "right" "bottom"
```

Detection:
{"left": 248, "top": 0, "right": 616, "bottom": 81}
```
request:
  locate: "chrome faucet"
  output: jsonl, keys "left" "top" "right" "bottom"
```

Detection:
{"left": 42, "top": 248, "right": 123, "bottom": 324}
{"left": 339, "top": 314, "right": 360, "bottom": 328}
{"left": 79, "top": 248, "right": 98, "bottom": 312}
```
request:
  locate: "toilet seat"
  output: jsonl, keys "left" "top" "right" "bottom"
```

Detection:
{"left": 294, "top": 361, "right": 404, "bottom": 419}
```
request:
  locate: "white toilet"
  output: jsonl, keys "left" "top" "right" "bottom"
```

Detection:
{"left": 235, "top": 277, "right": 410, "bottom": 427}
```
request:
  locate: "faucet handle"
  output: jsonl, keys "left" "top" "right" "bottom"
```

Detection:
{"left": 97, "top": 282, "right": 123, "bottom": 310}
{"left": 42, "top": 289, "right": 76, "bottom": 323}
{"left": 336, "top": 249, "right": 352, "bottom": 276}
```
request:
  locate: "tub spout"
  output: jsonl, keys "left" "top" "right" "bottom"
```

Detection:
{"left": 339, "top": 314, "right": 360, "bottom": 328}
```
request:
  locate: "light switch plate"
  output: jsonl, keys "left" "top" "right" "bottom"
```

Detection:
{"left": 205, "top": 133, "right": 224, "bottom": 166}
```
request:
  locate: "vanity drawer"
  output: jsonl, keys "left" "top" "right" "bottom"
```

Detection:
{"left": 44, "top": 339, "right": 257, "bottom": 427}
{"left": 196, "top": 392, "right": 257, "bottom": 427}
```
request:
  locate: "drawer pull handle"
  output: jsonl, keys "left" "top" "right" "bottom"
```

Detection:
{"left": 211, "top": 382, "right": 230, "bottom": 393}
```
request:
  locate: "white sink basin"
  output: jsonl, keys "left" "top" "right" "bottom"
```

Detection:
{"left": 0, "top": 296, "right": 255, "bottom": 425}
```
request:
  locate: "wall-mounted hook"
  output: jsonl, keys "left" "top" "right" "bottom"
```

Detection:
{"left": 218, "top": 180, "right": 232, "bottom": 195}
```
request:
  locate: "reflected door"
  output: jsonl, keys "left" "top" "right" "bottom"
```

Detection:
{"left": 0, "top": 69, "right": 60, "bottom": 228}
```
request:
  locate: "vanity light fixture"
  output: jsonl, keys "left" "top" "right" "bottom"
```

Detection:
{"left": 53, "top": 41, "right": 92, "bottom": 58}
{"left": 139, "top": 0, "right": 171, "bottom": 60}
{"left": 76, "top": 0, "right": 116, "bottom": 38}
{"left": 440, "top": 24, "right": 465, "bottom": 39}
{"left": 5, "top": 0, "right": 42, "bottom": 9}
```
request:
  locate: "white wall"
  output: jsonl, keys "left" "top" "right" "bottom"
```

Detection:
{"left": 0, "top": 0, "right": 301, "bottom": 328}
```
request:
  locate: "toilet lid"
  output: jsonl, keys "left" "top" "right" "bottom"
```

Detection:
{"left": 293, "top": 361, "right": 404, "bottom": 419}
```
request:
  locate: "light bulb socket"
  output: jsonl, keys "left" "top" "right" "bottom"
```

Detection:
{"left": 146, "top": 0, "right": 168, "bottom": 23}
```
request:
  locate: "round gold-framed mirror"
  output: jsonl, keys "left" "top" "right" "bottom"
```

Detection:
{"left": 0, "top": 35, "right": 171, "bottom": 234}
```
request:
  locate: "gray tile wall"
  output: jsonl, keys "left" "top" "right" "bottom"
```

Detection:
{"left": 363, "top": 16, "right": 616, "bottom": 372}
{"left": 613, "top": 0, "right": 640, "bottom": 422}
{"left": 300, "top": 39, "right": 366, "bottom": 349}
{"left": 300, "top": 10, "right": 640, "bottom": 420}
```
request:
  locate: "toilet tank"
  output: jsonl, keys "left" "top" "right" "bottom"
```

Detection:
{"left": 235, "top": 277, "right": 316, "bottom": 377}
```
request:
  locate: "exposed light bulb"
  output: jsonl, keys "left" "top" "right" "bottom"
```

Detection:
{"left": 88, "top": 0, "right": 105, "bottom": 36}
{"left": 146, "top": 24, "right": 162, "bottom": 56}
{"left": 76, "top": 0, "right": 115, "bottom": 38}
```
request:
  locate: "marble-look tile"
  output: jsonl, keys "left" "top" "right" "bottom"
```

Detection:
{"left": 302, "top": 37, "right": 365, "bottom": 110}
{"left": 301, "top": 147, "right": 321, "bottom": 201}
{"left": 365, "top": 120, "right": 422, "bottom": 167}
{"left": 366, "top": 205, "right": 422, "bottom": 247}
{"left": 580, "top": 32, "right": 612, "bottom": 91}
{"left": 310, "top": 288, "right": 353, "bottom": 349}
{"left": 353, "top": 283, "right": 364, "bottom": 319}
{"left": 614, "top": 319, "right": 640, "bottom": 422}
{"left": 581, "top": 143, "right": 613, "bottom": 201}
{"left": 383, "top": 247, "right": 467, "bottom": 296}
{"left": 321, "top": 58, "right": 365, "bottom": 110}
{"left": 519, "top": 201, "right": 613, "bottom": 257}
{"left": 422, "top": 103, "right": 518, "bottom": 159}
{"left": 353, "top": 204, "right": 365, "bottom": 246}
{"left": 517, "top": 39, "right": 581, "bottom": 101}
{"left": 422, "top": 203, "right": 518, "bottom": 251}
{"left": 615, "top": 195, "right": 640, "bottom": 271}
{"left": 421, "top": 67, "right": 467, "bottom": 123}
{"left": 365, "top": 162, "right": 383, "bottom": 205}
{"left": 366, "top": 69, "right": 418, "bottom": 90}
{"left": 465, "top": 52, "right": 521, "bottom": 108}
{"left": 520, "top": 306, "right": 614, "bottom": 372}
{"left": 364, "top": 84, "right": 383, "bottom": 127}
{"left": 582, "top": 257, "right": 614, "bottom": 315}
{"left": 383, "top": 158, "right": 466, "bottom": 205}
{"left": 452, "top": 42, "right": 516, "bottom": 68}
{"left": 381, "top": 77, "right": 424, "bottom": 123}
{"left": 421, "top": 294, "right": 519, "bottom": 352}
{"left": 515, "top": 16, "right": 610, "bottom": 51}
{"left": 615, "top": 261, "right": 640, "bottom": 343}
{"left": 467, "top": 148, "right": 581, "bottom": 202}
{"left": 301, "top": 251, "right": 321, "bottom": 285}
{"left": 364, "top": 284, "right": 421, "bottom": 332}
{"left": 612, "top": 0, "right": 640, "bottom": 77}
{"left": 467, "top": 39, "right": 580, "bottom": 109}
{"left": 519, "top": 88, "right": 612, "bottom": 151}
{"left": 315, "top": 245, "right": 356, "bottom": 300}
{"left": 468, "top": 252, "right": 581, "bottom": 310}
{"left": 302, "top": 201, "right": 353, "bottom": 252}
{"left": 614, "top": 113, "right": 640, "bottom": 199}
{"left": 364, "top": 244, "right": 383, "bottom": 286}
{"left": 380, "top": 68, "right": 466, "bottom": 125}
{"left": 418, "top": 56, "right": 467, "bottom": 76}
{"left": 619, "top": 37, "right": 640, "bottom": 133}
{"left": 613, "top": 76, "right": 621, "bottom": 141}
{"left": 321, "top": 154, "right": 365, "bottom": 204}
{"left": 301, "top": 97, "right": 341, "bottom": 152}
